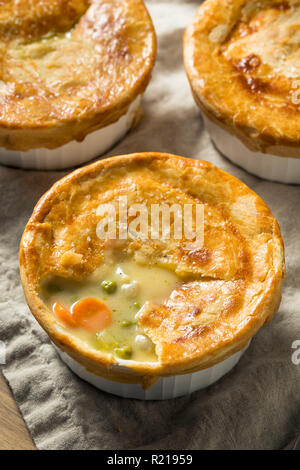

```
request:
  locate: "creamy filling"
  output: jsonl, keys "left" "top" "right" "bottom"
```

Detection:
{"left": 42, "top": 260, "right": 180, "bottom": 363}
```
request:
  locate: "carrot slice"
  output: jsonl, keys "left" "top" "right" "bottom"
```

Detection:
{"left": 53, "top": 302, "right": 76, "bottom": 327}
{"left": 71, "top": 297, "right": 112, "bottom": 333}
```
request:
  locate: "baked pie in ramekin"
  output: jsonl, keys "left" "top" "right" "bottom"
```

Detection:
{"left": 0, "top": 0, "right": 156, "bottom": 170}
{"left": 20, "top": 152, "right": 285, "bottom": 399}
{"left": 184, "top": 0, "right": 300, "bottom": 184}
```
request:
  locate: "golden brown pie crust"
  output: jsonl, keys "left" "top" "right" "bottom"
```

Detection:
{"left": 0, "top": 0, "right": 156, "bottom": 151}
{"left": 184, "top": 0, "right": 300, "bottom": 158}
{"left": 19, "top": 153, "right": 285, "bottom": 386}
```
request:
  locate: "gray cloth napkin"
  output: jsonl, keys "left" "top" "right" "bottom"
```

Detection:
{"left": 0, "top": 0, "right": 300, "bottom": 450}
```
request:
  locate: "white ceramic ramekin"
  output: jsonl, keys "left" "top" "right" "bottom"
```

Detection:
{"left": 56, "top": 342, "right": 250, "bottom": 400}
{"left": 0, "top": 96, "right": 141, "bottom": 171}
{"left": 204, "top": 116, "right": 300, "bottom": 185}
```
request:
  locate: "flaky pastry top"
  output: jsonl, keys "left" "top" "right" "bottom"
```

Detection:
{"left": 0, "top": 0, "right": 155, "bottom": 149}
{"left": 20, "top": 153, "right": 285, "bottom": 381}
{"left": 184, "top": 0, "right": 300, "bottom": 156}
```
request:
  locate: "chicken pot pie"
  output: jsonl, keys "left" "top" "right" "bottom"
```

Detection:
{"left": 0, "top": 0, "right": 156, "bottom": 169}
{"left": 184, "top": 0, "right": 300, "bottom": 184}
{"left": 20, "top": 152, "right": 285, "bottom": 399}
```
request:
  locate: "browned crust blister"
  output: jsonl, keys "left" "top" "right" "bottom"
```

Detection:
{"left": 184, "top": 0, "right": 300, "bottom": 158}
{"left": 0, "top": 0, "right": 156, "bottom": 150}
{"left": 19, "top": 153, "right": 285, "bottom": 385}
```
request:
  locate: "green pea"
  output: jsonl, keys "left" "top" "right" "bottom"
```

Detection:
{"left": 133, "top": 302, "right": 141, "bottom": 310}
{"left": 120, "top": 320, "right": 136, "bottom": 328}
{"left": 114, "top": 345, "right": 133, "bottom": 359}
{"left": 101, "top": 280, "right": 117, "bottom": 294}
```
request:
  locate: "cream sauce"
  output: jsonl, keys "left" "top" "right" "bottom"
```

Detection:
{"left": 42, "top": 260, "right": 180, "bottom": 362}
